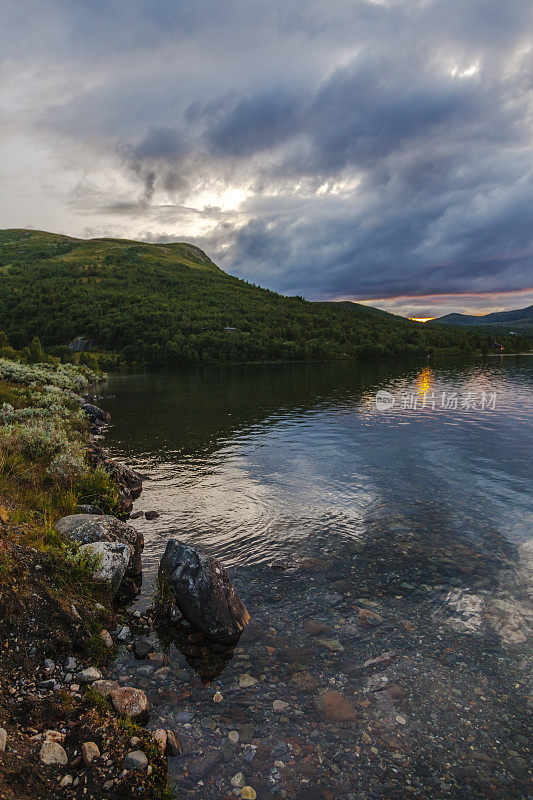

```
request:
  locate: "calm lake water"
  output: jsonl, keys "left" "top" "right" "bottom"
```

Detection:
{"left": 102, "top": 356, "right": 532, "bottom": 580}
{"left": 101, "top": 356, "right": 532, "bottom": 800}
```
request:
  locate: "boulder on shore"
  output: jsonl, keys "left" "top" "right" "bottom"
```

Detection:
{"left": 159, "top": 538, "right": 250, "bottom": 644}
{"left": 55, "top": 514, "right": 143, "bottom": 576}
{"left": 79, "top": 541, "right": 131, "bottom": 594}
{"left": 82, "top": 403, "right": 111, "bottom": 424}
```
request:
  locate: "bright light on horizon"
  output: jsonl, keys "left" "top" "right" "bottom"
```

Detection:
{"left": 409, "top": 317, "right": 435, "bottom": 323}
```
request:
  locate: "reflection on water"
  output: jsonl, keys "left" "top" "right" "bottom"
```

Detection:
{"left": 102, "top": 357, "right": 532, "bottom": 800}
{"left": 416, "top": 366, "right": 434, "bottom": 395}
{"left": 101, "top": 356, "right": 532, "bottom": 584}
{"left": 155, "top": 618, "right": 237, "bottom": 682}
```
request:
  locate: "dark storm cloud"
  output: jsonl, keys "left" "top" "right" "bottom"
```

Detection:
{"left": 203, "top": 89, "right": 300, "bottom": 157}
{"left": 118, "top": 127, "right": 190, "bottom": 203}
{"left": 1, "top": 0, "right": 532, "bottom": 308}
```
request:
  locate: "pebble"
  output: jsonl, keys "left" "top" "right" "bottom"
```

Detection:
{"left": 40, "top": 741, "right": 68, "bottom": 766}
{"left": 134, "top": 639, "right": 154, "bottom": 659}
{"left": 116, "top": 625, "right": 131, "bottom": 641}
{"left": 239, "top": 674, "right": 257, "bottom": 688}
{"left": 92, "top": 679, "right": 120, "bottom": 697}
{"left": 0, "top": 729, "right": 6, "bottom": 752}
{"left": 166, "top": 729, "right": 180, "bottom": 756}
{"left": 316, "top": 638, "right": 345, "bottom": 651}
{"left": 213, "top": 691, "right": 223, "bottom": 702}
{"left": 81, "top": 742, "right": 100, "bottom": 765}
{"left": 100, "top": 629, "right": 113, "bottom": 649}
{"left": 59, "top": 775, "right": 73, "bottom": 787}
{"left": 273, "top": 700, "right": 290, "bottom": 711}
{"left": 241, "top": 788, "right": 257, "bottom": 800}
{"left": 153, "top": 729, "right": 167, "bottom": 754}
{"left": 123, "top": 750, "right": 148, "bottom": 771}
{"left": 110, "top": 687, "right": 149, "bottom": 719}
{"left": 313, "top": 690, "right": 357, "bottom": 722}
{"left": 231, "top": 772, "right": 245, "bottom": 788}
{"left": 77, "top": 667, "right": 102, "bottom": 684}
{"left": 228, "top": 730, "right": 240, "bottom": 744}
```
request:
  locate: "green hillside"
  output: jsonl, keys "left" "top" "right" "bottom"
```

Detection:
{"left": 0, "top": 229, "right": 529, "bottom": 365}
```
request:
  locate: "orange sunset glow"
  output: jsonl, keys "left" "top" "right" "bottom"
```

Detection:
{"left": 416, "top": 367, "right": 434, "bottom": 395}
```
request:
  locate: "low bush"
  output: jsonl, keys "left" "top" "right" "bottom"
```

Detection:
{"left": 0, "top": 352, "right": 116, "bottom": 596}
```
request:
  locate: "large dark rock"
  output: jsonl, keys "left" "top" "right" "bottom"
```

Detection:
{"left": 82, "top": 403, "right": 111, "bottom": 424}
{"left": 159, "top": 539, "right": 250, "bottom": 644}
{"left": 107, "top": 461, "right": 143, "bottom": 500}
{"left": 55, "top": 514, "right": 143, "bottom": 577}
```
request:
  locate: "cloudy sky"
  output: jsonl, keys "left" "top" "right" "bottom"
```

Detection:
{"left": 1, "top": 0, "right": 532, "bottom": 317}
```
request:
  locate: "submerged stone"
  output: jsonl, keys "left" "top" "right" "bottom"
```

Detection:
{"left": 313, "top": 690, "right": 357, "bottom": 722}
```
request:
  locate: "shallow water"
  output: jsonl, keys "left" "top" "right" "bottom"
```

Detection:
{"left": 101, "top": 356, "right": 532, "bottom": 799}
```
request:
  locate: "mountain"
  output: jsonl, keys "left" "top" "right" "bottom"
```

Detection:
{"left": 431, "top": 305, "right": 533, "bottom": 332}
{"left": 0, "top": 228, "right": 528, "bottom": 365}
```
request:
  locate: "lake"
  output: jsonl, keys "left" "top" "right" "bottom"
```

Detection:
{"left": 101, "top": 356, "right": 532, "bottom": 799}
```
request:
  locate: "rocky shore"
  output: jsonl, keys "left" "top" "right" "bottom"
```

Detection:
{"left": 0, "top": 380, "right": 254, "bottom": 800}
{"left": 0, "top": 375, "right": 172, "bottom": 800}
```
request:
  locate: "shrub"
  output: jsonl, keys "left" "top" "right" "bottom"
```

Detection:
{"left": 0, "top": 358, "right": 102, "bottom": 392}
{"left": 72, "top": 465, "right": 120, "bottom": 515}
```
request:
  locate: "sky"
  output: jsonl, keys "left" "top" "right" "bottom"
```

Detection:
{"left": 1, "top": 0, "right": 532, "bottom": 318}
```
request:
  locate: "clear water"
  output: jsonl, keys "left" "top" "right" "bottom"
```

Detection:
{"left": 102, "top": 357, "right": 532, "bottom": 582}
{"left": 100, "top": 356, "right": 532, "bottom": 800}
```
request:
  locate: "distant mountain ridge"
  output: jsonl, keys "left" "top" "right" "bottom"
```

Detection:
{"left": 431, "top": 305, "right": 533, "bottom": 332}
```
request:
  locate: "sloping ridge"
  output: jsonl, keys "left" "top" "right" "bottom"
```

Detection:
{"left": 432, "top": 305, "right": 533, "bottom": 328}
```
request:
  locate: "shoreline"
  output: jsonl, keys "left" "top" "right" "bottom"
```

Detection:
{"left": 0, "top": 363, "right": 171, "bottom": 800}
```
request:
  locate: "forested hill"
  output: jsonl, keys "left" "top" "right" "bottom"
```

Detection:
{"left": 0, "top": 229, "right": 528, "bottom": 365}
